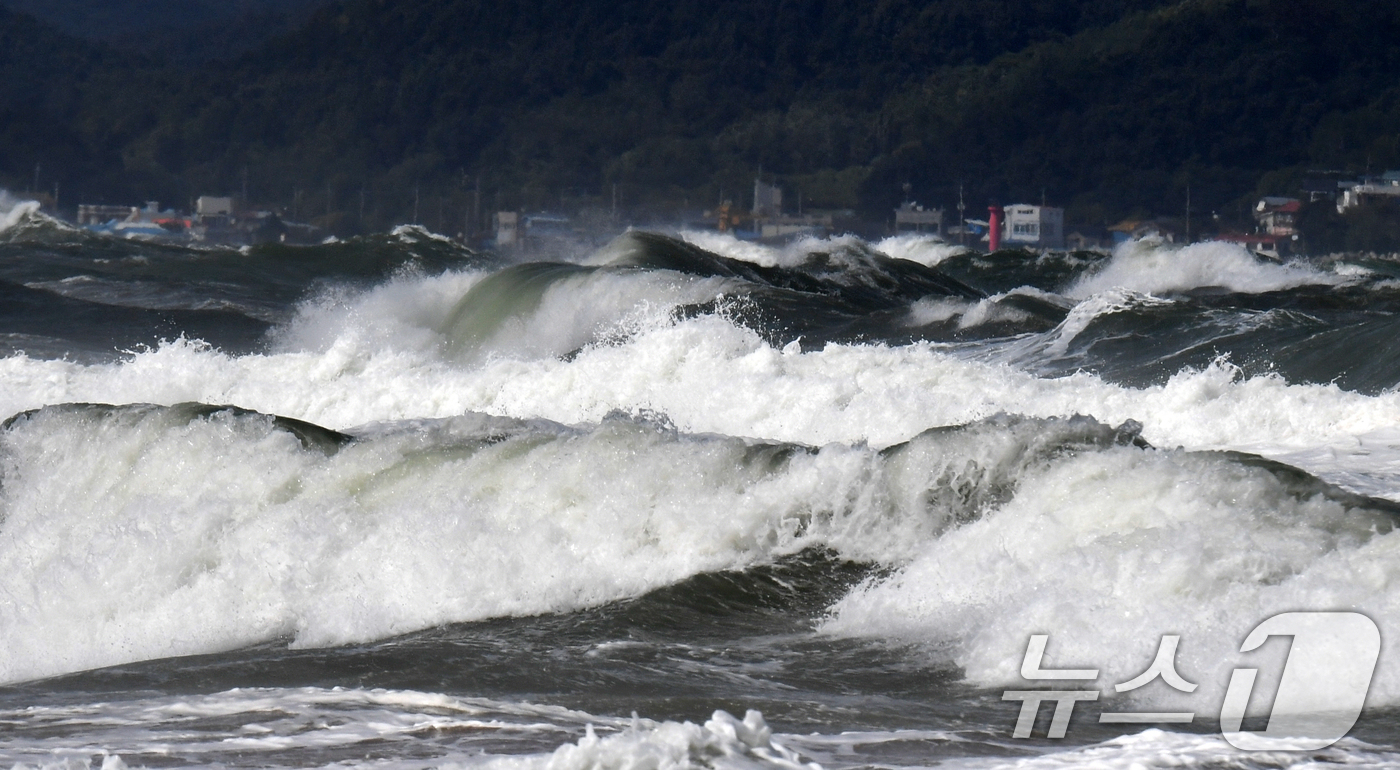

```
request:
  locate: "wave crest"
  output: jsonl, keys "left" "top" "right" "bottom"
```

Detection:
{"left": 1069, "top": 239, "right": 1344, "bottom": 297}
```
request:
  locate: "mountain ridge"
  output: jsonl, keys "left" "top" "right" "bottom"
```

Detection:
{"left": 1, "top": 0, "right": 1397, "bottom": 234}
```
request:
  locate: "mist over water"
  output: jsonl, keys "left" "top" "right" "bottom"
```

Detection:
{"left": 2, "top": 199, "right": 1400, "bottom": 768}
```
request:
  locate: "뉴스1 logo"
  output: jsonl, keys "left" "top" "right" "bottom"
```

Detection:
{"left": 1002, "top": 611, "right": 1380, "bottom": 750}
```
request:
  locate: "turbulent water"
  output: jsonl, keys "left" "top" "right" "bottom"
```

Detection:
{"left": 4, "top": 195, "right": 1400, "bottom": 769}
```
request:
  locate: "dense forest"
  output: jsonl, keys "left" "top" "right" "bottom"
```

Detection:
{"left": 2, "top": 0, "right": 1399, "bottom": 238}
{"left": 0, "top": 0, "right": 325, "bottom": 60}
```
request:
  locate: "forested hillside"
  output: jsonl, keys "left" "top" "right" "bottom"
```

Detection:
{"left": 0, "top": 0, "right": 325, "bottom": 60}
{"left": 2, "top": 0, "right": 1398, "bottom": 233}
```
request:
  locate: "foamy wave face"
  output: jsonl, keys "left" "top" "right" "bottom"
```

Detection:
{"left": 270, "top": 269, "right": 487, "bottom": 355}
{"left": 0, "top": 192, "right": 42, "bottom": 234}
{"left": 272, "top": 264, "right": 733, "bottom": 364}
{"left": 823, "top": 443, "right": 1400, "bottom": 711}
{"left": 1068, "top": 239, "right": 1344, "bottom": 298}
{"left": 906, "top": 288, "right": 1061, "bottom": 330}
{"left": 4, "top": 315, "right": 1400, "bottom": 479}
{"left": 875, "top": 233, "right": 968, "bottom": 267}
{"left": 679, "top": 231, "right": 785, "bottom": 267}
{"left": 1023, "top": 288, "right": 1175, "bottom": 357}
{"left": 5, "top": 390, "right": 1394, "bottom": 708}
{"left": 678, "top": 229, "right": 943, "bottom": 274}
{"left": 6, "top": 402, "right": 1065, "bottom": 682}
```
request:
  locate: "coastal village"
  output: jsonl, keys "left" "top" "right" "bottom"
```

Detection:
{"left": 45, "top": 169, "right": 1400, "bottom": 258}
{"left": 74, "top": 196, "right": 326, "bottom": 246}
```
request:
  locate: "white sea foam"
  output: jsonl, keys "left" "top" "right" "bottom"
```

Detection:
{"left": 909, "top": 287, "right": 1068, "bottom": 331}
{"left": 875, "top": 232, "right": 968, "bottom": 267}
{"left": 2, "top": 311, "right": 1399, "bottom": 475}
{"left": 5, "top": 265, "right": 1400, "bottom": 689}
{"left": 391, "top": 223, "right": 458, "bottom": 244}
{"left": 272, "top": 264, "right": 734, "bottom": 364}
{"left": 1037, "top": 288, "right": 1173, "bottom": 356}
{"left": 0, "top": 192, "right": 41, "bottom": 233}
{"left": 1068, "top": 239, "right": 1344, "bottom": 298}
{"left": 679, "top": 230, "right": 784, "bottom": 267}
{"left": 822, "top": 442, "right": 1400, "bottom": 711}
{"left": 0, "top": 687, "right": 601, "bottom": 769}
{"left": 0, "top": 688, "right": 826, "bottom": 770}
{"left": 906, "top": 297, "right": 976, "bottom": 326}
{"left": 497, "top": 709, "right": 819, "bottom": 770}
{"left": 936, "top": 729, "right": 1400, "bottom": 770}
{"left": 5, "top": 687, "right": 1393, "bottom": 770}
{"left": 270, "top": 268, "right": 490, "bottom": 356}
{"left": 679, "top": 230, "right": 939, "bottom": 272}
{"left": 0, "top": 402, "right": 997, "bottom": 682}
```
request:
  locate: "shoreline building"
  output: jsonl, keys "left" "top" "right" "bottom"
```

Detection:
{"left": 1254, "top": 197, "right": 1301, "bottom": 237}
{"left": 1002, "top": 204, "right": 1064, "bottom": 249}
{"left": 894, "top": 201, "right": 943, "bottom": 235}
{"left": 751, "top": 178, "right": 833, "bottom": 238}
{"left": 1338, "top": 172, "right": 1400, "bottom": 213}
{"left": 493, "top": 211, "right": 520, "bottom": 247}
{"left": 752, "top": 179, "right": 782, "bottom": 219}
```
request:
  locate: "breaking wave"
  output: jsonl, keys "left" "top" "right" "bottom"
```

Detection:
{"left": 1, "top": 223, "right": 1400, "bottom": 760}
{"left": 1068, "top": 239, "right": 1345, "bottom": 297}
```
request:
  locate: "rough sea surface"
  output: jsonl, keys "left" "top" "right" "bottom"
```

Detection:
{"left": 3, "top": 195, "right": 1400, "bottom": 769}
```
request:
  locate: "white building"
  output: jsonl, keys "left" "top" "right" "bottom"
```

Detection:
{"left": 894, "top": 201, "right": 943, "bottom": 234}
{"left": 494, "top": 211, "right": 519, "bottom": 247}
{"left": 752, "top": 179, "right": 782, "bottom": 218}
{"left": 1337, "top": 173, "right": 1400, "bottom": 213}
{"left": 1002, "top": 204, "right": 1064, "bottom": 249}
{"left": 761, "top": 213, "right": 833, "bottom": 239}
{"left": 196, "top": 196, "right": 233, "bottom": 216}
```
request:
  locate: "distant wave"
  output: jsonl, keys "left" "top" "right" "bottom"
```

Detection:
{"left": 1068, "top": 238, "right": 1346, "bottom": 297}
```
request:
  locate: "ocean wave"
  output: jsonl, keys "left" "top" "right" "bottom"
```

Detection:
{"left": 823, "top": 438, "right": 1400, "bottom": 711}
{"left": 874, "top": 232, "right": 969, "bottom": 267}
{"left": 0, "top": 401, "right": 1192, "bottom": 683}
{"left": 1067, "top": 239, "right": 1345, "bottom": 298}
{"left": 2, "top": 396, "right": 1396, "bottom": 710}
{"left": 0, "top": 192, "right": 41, "bottom": 234}
{"left": 0, "top": 403, "right": 1027, "bottom": 681}
{"left": 4, "top": 311, "right": 1400, "bottom": 476}
{"left": 4, "top": 228, "right": 1400, "bottom": 715}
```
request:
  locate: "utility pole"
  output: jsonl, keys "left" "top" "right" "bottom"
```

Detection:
{"left": 957, "top": 184, "right": 966, "bottom": 247}
{"left": 1185, "top": 185, "right": 1191, "bottom": 243}
{"left": 413, "top": 185, "right": 420, "bottom": 224}
{"left": 359, "top": 186, "right": 366, "bottom": 228}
